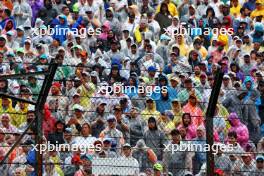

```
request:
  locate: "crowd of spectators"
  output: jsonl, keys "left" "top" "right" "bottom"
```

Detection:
{"left": 0, "top": 0, "right": 263, "bottom": 176}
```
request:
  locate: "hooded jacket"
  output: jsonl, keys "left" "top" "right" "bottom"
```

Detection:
{"left": 182, "top": 98, "right": 204, "bottom": 128}
{"left": 12, "top": 0, "right": 32, "bottom": 27}
{"left": 222, "top": 91, "right": 247, "bottom": 124}
{"left": 250, "top": 22, "right": 264, "bottom": 43}
{"left": 242, "top": 76, "right": 259, "bottom": 102}
{"left": 42, "top": 104, "right": 56, "bottom": 137}
{"left": 0, "top": 98, "right": 16, "bottom": 123}
{"left": 2, "top": 19, "right": 16, "bottom": 35}
{"left": 141, "top": 100, "right": 160, "bottom": 121}
{"left": 155, "top": 92, "right": 172, "bottom": 113}
{"left": 143, "top": 117, "right": 166, "bottom": 160}
{"left": 37, "top": 2, "right": 58, "bottom": 26}
{"left": 177, "top": 115, "right": 197, "bottom": 140}
{"left": 53, "top": 15, "right": 69, "bottom": 44}
{"left": 132, "top": 139, "right": 157, "bottom": 172}
{"left": 28, "top": 0, "right": 43, "bottom": 25}
{"left": 223, "top": 16, "right": 232, "bottom": 30}
{"left": 228, "top": 113, "right": 249, "bottom": 149}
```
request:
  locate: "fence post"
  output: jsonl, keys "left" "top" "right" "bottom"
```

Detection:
{"left": 35, "top": 59, "right": 58, "bottom": 176}
{"left": 206, "top": 68, "right": 224, "bottom": 176}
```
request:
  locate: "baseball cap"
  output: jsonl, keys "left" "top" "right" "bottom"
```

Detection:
{"left": 103, "top": 138, "right": 112, "bottom": 143}
{"left": 256, "top": 71, "right": 263, "bottom": 77}
{"left": 170, "top": 76, "right": 179, "bottom": 82}
{"left": 80, "top": 154, "right": 93, "bottom": 161}
{"left": 6, "top": 51, "right": 15, "bottom": 57}
{"left": 90, "top": 71, "right": 98, "bottom": 77}
{"left": 6, "top": 31, "right": 14, "bottom": 36}
{"left": 39, "top": 54, "right": 48, "bottom": 59}
{"left": 85, "top": 7, "right": 93, "bottom": 13}
{"left": 25, "top": 39, "right": 31, "bottom": 44}
{"left": 243, "top": 53, "right": 250, "bottom": 58}
{"left": 146, "top": 97, "right": 154, "bottom": 102}
{"left": 234, "top": 81, "right": 241, "bottom": 87}
{"left": 58, "top": 14, "right": 66, "bottom": 19}
{"left": 189, "top": 4, "right": 195, "bottom": 9}
{"left": 16, "top": 48, "right": 25, "bottom": 54}
{"left": 223, "top": 75, "right": 230, "bottom": 79}
{"left": 72, "top": 45, "right": 83, "bottom": 50}
{"left": 107, "top": 115, "right": 116, "bottom": 121}
{"left": 153, "top": 163, "right": 163, "bottom": 171}
{"left": 16, "top": 26, "right": 24, "bottom": 31}
{"left": 82, "top": 71, "right": 90, "bottom": 77}
{"left": 0, "top": 35, "right": 6, "bottom": 41}
{"left": 160, "top": 34, "right": 171, "bottom": 41}
{"left": 73, "top": 104, "right": 84, "bottom": 111}
{"left": 52, "top": 82, "right": 61, "bottom": 89}
{"left": 122, "top": 143, "right": 131, "bottom": 148}
{"left": 235, "top": 38, "right": 242, "bottom": 43}
{"left": 171, "top": 98, "right": 179, "bottom": 103}
{"left": 98, "top": 100, "right": 107, "bottom": 106}
{"left": 256, "top": 155, "right": 264, "bottom": 161}
{"left": 73, "top": 92, "right": 80, "bottom": 97}
{"left": 148, "top": 66, "right": 157, "bottom": 72}
{"left": 58, "top": 46, "right": 65, "bottom": 52}
{"left": 131, "top": 106, "right": 140, "bottom": 111}
{"left": 64, "top": 127, "right": 72, "bottom": 133}
{"left": 172, "top": 16, "right": 179, "bottom": 20}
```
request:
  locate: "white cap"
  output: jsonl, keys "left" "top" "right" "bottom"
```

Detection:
{"left": 58, "top": 46, "right": 65, "bottom": 52}
{"left": 28, "top": 105, "right": 35, "bottom": 112}
{"left": 73, "top": 104, "right": 84, "bottom": 111}
{"left": 223, "top": 75, "right": 230, "bottom": 79}
{"left": 107, "top": 114, "right": 116, "bottom": 121}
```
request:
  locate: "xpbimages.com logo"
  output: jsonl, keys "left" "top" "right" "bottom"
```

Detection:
{"left": 97, "top": 83, "right": 168, "bottom": 96}
{"left": 164, "top": 143, "right": 234, "bottom": 154}
{"left": 32, "top": 26, "right": 102, "bottom": 38}
{"left": 31, "top": 141, "right": 102, "bottom": 154}
{"left": 164, "top": 24, "right": 234, "bottom": 37}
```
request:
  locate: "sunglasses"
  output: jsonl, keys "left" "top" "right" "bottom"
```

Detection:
{"left": 257, "top": 160, "right": 264, "bottom": 163}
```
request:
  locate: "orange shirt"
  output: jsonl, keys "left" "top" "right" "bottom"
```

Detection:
{"left": 1, "top": 0, "right": 13, "bottom": 11}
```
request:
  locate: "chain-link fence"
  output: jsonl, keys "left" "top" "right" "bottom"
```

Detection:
{"left": 0, "top": 61, "right": 264, "bottom": 176}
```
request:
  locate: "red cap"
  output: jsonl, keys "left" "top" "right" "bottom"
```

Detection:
{"left": 52, "top": 82, "right": 61, "bottom": 89}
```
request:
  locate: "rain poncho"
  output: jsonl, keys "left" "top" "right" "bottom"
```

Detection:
{"left": 177, "top": 115, "right": 197, "bottom": 140}
{"left": 242, "top": 76, "right": 259, "bottom": 102}
{"left": 228, "top": 113, "right": 249, "bottom": 149}
{"left": 12, "top": 0, "right": 32, "bottom": 27}
{"left": 53, "top": 15, "right": 69, "bottom": 44}
{"left": 182, "top": 98, "right": 204, "bottom": 127}
{"left": 28, "top": 0, "right": 43, "bottom": 25}
{"left": 141, "top": 100, "right": 160, "bottom": 121}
